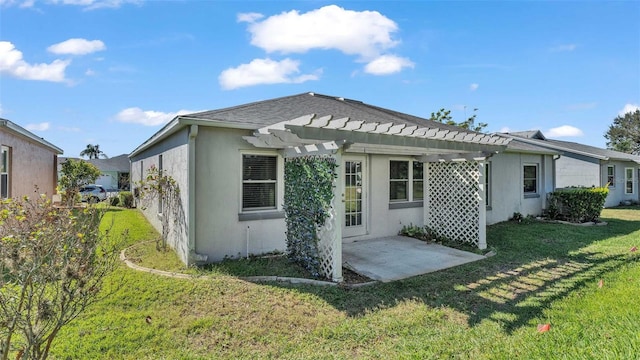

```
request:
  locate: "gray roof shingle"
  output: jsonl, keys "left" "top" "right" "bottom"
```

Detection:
{"left": 59, "top": 154, "right": 130, "bottom": 172}
{"left": 503, "top": 131, "right": 640, "bottom": 163}
{"left": 183, "top": 92, "right": 469, "bottom": 132}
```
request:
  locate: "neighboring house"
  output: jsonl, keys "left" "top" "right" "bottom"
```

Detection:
{"left": 130, "top": 92, "right": 562, "bottom": 279}
{"left": 502, "top": 130, "right": 640, "bottom": 207}
{"left": 59, "top": 154, "right": 131, "bottom": 190}
{"left": 0, "top": 118, "right": 63, "bottom": 199}
{"left": 485, "top": 137, "right": 558, "bottom": 225}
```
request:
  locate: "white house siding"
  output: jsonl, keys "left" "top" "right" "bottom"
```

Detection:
{"left": 555, "top": 155, "right": 600, "bottom": 188}
{"left": 602, "top": 160, "right": 638, "bottom": 207}
{"left": 487, "top": 152, "right": 554, "bottom": 224}
{"left": 194, "top": 127, "right": 286, "bottom": 262}
{"left": 130, "top": 127, "right": 190, "bottom": 264}
{"left": 364, "top": 154, "right": 423, "bottom": 241}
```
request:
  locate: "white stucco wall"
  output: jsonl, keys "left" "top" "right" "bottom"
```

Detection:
{"left": 130, "top": 127, "right": 190, "bottom": 264}
{"left": 0, "top": 128, "right": 58, "bottom": 198}
{"left": 194, "top": 127, "right": 286, "bottom": 262}
{"left": 487, "top": 152, "right": 554, "bottom": 224}
{"left": 363, "top": 154, "right": 424, "bottom": 241}
{"left": 602, "top": 161, "right": 639, "bottom": 207}
{"left": 555, "top": 155, "right": 600, "bottom": 188}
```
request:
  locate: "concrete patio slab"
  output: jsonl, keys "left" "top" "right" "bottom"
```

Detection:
{"left": 342, "top": 236, "right": 486, "bottom": 282}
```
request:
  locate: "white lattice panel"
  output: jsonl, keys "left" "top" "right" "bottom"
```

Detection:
{"left": 426, "top": 161, "right": 481, "bottom": 246}
{"left": 316, "top": 200, "right": 338, "bottom": 280}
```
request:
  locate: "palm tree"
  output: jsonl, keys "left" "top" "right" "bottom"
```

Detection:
{"left": 79, "top": 144, "right": 108, "bottom": 159}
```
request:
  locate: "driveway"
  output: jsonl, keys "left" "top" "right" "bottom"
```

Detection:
{"left": 342, "top": 236, "right": 486, "bottom": 282}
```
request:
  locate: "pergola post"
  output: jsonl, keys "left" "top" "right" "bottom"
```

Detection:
{"left": 478, "top": 161, "right": 487, "bottom": 250}
{"left": 329, "top": 150, "right": 344, "bottom": 282}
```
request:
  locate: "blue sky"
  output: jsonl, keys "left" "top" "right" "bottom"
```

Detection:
{"left": 1, "top": 0, "right": 638, "bottom": 157}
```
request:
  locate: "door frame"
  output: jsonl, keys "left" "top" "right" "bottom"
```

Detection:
{"left": 342, "top": 155, "right": 367, "bottom": 238}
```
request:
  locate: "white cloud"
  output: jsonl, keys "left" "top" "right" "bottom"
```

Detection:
{"left": 245, "top": 5, "right": 400, "bottom": 60}
{"left": 499, "top": 127, "right": 511, "bottom": 133}
{"left": 115, "top": 108, "right": 198, "bottom": 126}
{"left": 25, "top": 122, "right": 50, "bottom": 131}
{"left": 237, "top": 12, "right": 263, "bottom": 23}
{"left": 470, "top": 83, "right": 479, "bottom": 91}
{"left": 219, "top": 58, "right": 320, "bottom": 90}
{"left": 0, "top": 41, "right": 69, "bottom": 82}
{"left": 0, "top": 0, "right": 33, "bottom": 7}
{"left": 364, "top": 55, "right": 414, "bottom": 75}
{"left": 47, "top": 0, "right": 141, "bottom": 10}
{"left": 48, "top": 38, "right": 106, "bottom": 55}
{"left": 550, "top": 44, "right": 577, "bottom": 52}
{"left": 619, "top": 103, "right": 640, "bottom": 116}
{"left": 0, "top": 103, "right": 3, "bottom": 116}
{"left": 1, "top": 0, "right": 139, "bottom": 9}
{"left": 545, "top": 125, "right": 584, "bottom": 138}
{"left": 85, "top": 68, "right": 96, "bottom": 76}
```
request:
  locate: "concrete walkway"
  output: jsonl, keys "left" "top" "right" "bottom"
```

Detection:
{"left": 342, "top": 236, "right": 486, "bottom": 282}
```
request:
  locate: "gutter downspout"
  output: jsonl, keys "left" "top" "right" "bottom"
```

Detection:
{"left": 552, "top": 154, "right": 561, "bottom": 190}
{"left": 188, "top": 124, "right": 208, "bottom": 264}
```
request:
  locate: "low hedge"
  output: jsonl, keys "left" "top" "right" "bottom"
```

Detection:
{"left": 547, "top": 186, "right": 609, "bottom": 223}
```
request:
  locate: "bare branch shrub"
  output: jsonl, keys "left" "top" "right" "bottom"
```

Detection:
{"left": 0, "top": 195, "right": 122, "bottom": 359}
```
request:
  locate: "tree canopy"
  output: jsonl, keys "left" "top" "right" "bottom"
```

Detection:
{"left": 58, "top": 159, "right": 101, "bottom": 206}
{"left": 79, "top": 144, "right": 107, "bottom": 159}
{"left": 604, "top": 109, "right": 640, "bottom": 155}
{"left": 429, "top": 108, "right": 487, "bottom": 133}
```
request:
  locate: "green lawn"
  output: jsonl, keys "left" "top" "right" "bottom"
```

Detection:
{"left": 52, "top": 207, "right": 640, "bottom": 359}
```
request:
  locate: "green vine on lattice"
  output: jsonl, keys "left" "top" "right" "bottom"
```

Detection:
{"left": 284, "top": 156, "right": 337, "bottom": 277}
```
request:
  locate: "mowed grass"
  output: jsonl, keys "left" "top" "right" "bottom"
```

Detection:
{"left": 51, "top": 207, "right": 640, "bottom": 359}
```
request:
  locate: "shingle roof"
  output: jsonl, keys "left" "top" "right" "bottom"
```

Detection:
{"left": 503, "top": 131, "right": 640, "bottom": 163}
{"left": 59, "top": 154, "right": 130, "bottom": 172}
{"left": 183, "top": 92, "right": 468, "bottom": 132}
{"left": 502, "top": 137, "right": 559, "bottom": 155}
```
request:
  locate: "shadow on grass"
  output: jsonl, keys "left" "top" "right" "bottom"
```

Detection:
{"left": 268, "top": 215, "right": 640, "bottom": 334}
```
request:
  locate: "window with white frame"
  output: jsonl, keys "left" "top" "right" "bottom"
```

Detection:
{"left": 625, "top": 167, "right": 635, "bottom": 194}
{"left": 1, "top": 146, "right": 9, "bottom": 199}
{"left": 607, "top": 165, "right": 615, "bottom": 187}
{"left": 412, "top": 162, "right": 424, "bottom": 200}
{"left": 242, "top": 154, "right": 277, "bottom": 210}
{"left": 523, "top": 164, "right": 538, "bottom": 195}
{"left": 390, "top": 160, "right": 423, "bottom": 202}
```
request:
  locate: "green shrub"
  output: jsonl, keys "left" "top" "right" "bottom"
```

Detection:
{"left": 119, "top": 191, "right": 134, "bottom": 208}
{"left": 109, "top": 196, "right": 120, "bottom": 206}
{"left": 510, "top": 212, "right": 524, "bottom": 222}
{"left": 399, "top": 224, "right": 436, "bottom": 241}
{"left": 548, "top": 186, "right": 609, "bottom": 223}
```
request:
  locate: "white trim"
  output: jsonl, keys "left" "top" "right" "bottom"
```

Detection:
{"left": 625, "top": 167, "right": 635, "bottom": 194}
{"left": 0, "top": 119, "right": 63, "bottom": 154}
{"left": 1, "top": 145, "right": 9, "bottom": 199}
{"left": 342, "top": 155, "right": 367, "bottom": 238}
{"left": 523, "top": 163, "right": 539, "bottom": 196}
{"left": 485, "top": 161, "right": 492, "bottom": 208}
{"left": 388, "top": 158, "right": 423, "bottom": 203}
{"left": 239, "top": 150, "right": 283, "bottom": 213}
{"left": 607, "top": 164, "right": 616, "bottom": 188}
